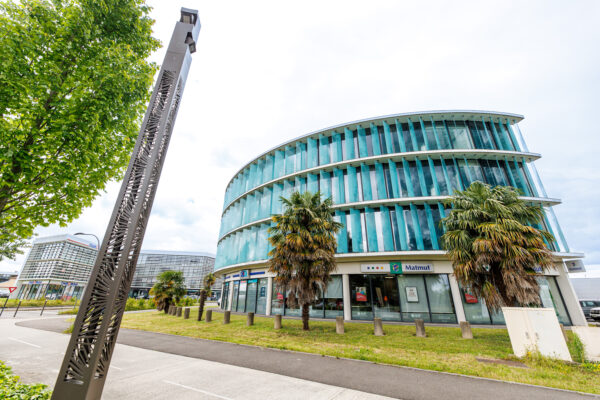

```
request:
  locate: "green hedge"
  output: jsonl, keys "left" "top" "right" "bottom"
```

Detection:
{"left": 0, "top": 361, "right": 51, "bottom": 399}
{"left": 1, "top": 299, "right": 77, "bottom": 308}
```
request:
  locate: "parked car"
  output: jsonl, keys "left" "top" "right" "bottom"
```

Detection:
{"left": 591, "top": 307, "right": 600, "bottom": 322}
{"left": 579, "top": 300, "right": 600, "bottom": 319}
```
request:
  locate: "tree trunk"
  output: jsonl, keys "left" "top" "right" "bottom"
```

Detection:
{"left": 301, "top": 303, "right": 310, "bottom": 331}
{"left": 163, "top": 299, "right": 170, "bottom": 314}
{"left": 197, "top": 290, "right": 206, "bottom": 321}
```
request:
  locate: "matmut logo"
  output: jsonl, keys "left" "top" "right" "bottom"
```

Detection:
{"left": 403, "top": 264, "right": 433, "bottom": 272}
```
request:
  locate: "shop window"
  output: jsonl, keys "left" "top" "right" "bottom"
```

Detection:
{"left": 271, "top": 284, "right": 285, "bottom": 315}
{"left": 236, "top": 280, "right": 247, "bottom": 312}
{"left": 397, "top": 275, "right": 430, "bottom": 322}
{"left": 350, "top": 274, "right": 373, "bottom": 320}
{"left": 245, "top": 279, "right": 258, "bottom": 314}
{"left": 324, "top": 276, "right": 344, "bottom": 318}
{"left": 371, "top": 275, "right": 401, "bottom": 321}
{"left": 425, "top": 275, "right": 456, "bottom": 323}
{"left": 256, "top": 278, "right": 268, "bottom": 315}
{"left": 538, "top": 276, "right": 571, "bottom": 326}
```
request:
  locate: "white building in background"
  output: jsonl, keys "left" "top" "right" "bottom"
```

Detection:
{"left": 14, "top": 234, "right": 97, "bottom": 300}
{"left": 13, "top": 234, "right": 219, "bottom": 301}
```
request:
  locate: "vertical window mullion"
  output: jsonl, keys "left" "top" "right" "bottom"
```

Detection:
{"left": 427, "top": 157, "right": 441, "bottom": 196}
{"left": 370, "top": 123, "right": 381, "bottom": 156}
{"left": 430, "top": 117, "right": 442, "bottom": 149}
{"left": 395, "top": 119, "right": 407, "bottom": 153}
{"left": 402, "top": 159, "right": 415, "bottom": 197}
{"left": 383, "top": 121, "right": 394, "bottom": 154}
{"left": 424, "top": 203, "right": 439, "bottom": 249}
{"left": 409, "top": 204, "right": 425, "bottom": 250}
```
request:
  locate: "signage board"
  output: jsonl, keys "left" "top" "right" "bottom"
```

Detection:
{"left": 8, "top": 287, "right": 16, "bottom": 294}
{"left": 464, "top": 293, "right": 478, "bottom": 304}
{"left": 259, "top": 287, "right": 266, "bottom": 297}
{"left": 405, "top": 286, "right": 419, "bottom": 302}
{"left": 361, "top": 262, "right": 434, "bottom": 274}
{"left": 356, "top": 286, "right": 368, "bottom": 302}
{"left": 361, "top": 264, "right": 388, "bottom": 273}
{"left": 402, "top": 263, "right": 433, "bottom": 273}
{"left": 389, "top": 262, "right": 402, "bottom": 274}
{"left": 247, "top": 279, "right": 257, "bottom": 283}
{"left": 565, "top": 259, "right": 586, "bottom": 273}
{"left": 239, "top": 269, "right": 249, "bottom": 278}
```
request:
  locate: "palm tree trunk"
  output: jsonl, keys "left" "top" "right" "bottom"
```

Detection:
{"left": 301, "top": 303, "right": 310, "bottom": 331}
{"left": 163, "top": 299, "right": 170, "bottom": 314}
{"left": 197, "top": 289, "right": 206, "bottom": 321}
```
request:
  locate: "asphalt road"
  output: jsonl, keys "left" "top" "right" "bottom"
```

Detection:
{"left": 15, "top": 314, "right": 599, "bottom": 400}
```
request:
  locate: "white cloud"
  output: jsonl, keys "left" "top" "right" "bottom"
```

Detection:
{"left": 2, "top": 0, "right": 599, "bottom": 272}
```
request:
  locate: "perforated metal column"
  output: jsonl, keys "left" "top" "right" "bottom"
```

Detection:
{"left": 51, "top": 9, "right": 200, "bottom": 400}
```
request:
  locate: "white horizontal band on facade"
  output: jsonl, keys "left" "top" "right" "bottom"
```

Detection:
{"left": 225, "top": 110, "right": 525, "bottom": 187}
{"left": 222, "top": 149, "right": 540, "bottom": 215}
{"left": 213, "top": 250, "right": 582, "bottom": 276}
{"left": 217, "top": 195, "right": 560, "bottom": 244}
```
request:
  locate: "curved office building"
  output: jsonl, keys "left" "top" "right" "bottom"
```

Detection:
{"left": 215, "top": 111, "right": 587, "bottom": 326}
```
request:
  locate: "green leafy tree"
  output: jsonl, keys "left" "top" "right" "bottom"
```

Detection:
{"left": 441, "top": 181, "right": 554, "bottom": 311}
{"left": 149, "top": 270, "right": 186, "bottom": 313}
{"left": 197, "top": 272, "right": 216, "bottom": 321}
{"left": 268, "top": 191, "right": 342, "bottom": 330}
{"left": 0, "top": 0, "right": 160, "bottom": 260}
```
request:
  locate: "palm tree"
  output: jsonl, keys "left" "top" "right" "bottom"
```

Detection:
{"left": 198, "top": 272, "right": 216, "bottom": 321}
{"left": 149, "top": 270, "right": 186, "bottom": 313}
{"left": 268, "top": 191, "right": 342, "bottom": 330}
{"left": 441, "top": 181, "right": 554, "bottom": 312}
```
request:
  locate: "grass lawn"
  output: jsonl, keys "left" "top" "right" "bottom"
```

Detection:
{"left": 121, "top": 309, "right": 600, "bottom": 395}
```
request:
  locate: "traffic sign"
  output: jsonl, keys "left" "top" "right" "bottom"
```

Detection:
{"left": 8, "top": 287, "right": 16, "bottom": 294}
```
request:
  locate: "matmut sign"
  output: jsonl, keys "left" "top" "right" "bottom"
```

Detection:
{"left": 402, "top": 263, "right": 433, "bottom": 273}
{"left": 360, "top": 262, "right": 433, "bottom": 274}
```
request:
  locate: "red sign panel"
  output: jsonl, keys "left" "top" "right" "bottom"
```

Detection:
{"left": 464, "top": 293, "right": 478, "bottom": 304}
{"left": 8, "top": 287, "right": 17, "bottom": 294}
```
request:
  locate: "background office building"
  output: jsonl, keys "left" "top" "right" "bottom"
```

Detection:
{"left": 215, "top": 110, "right": 587, "bottom": 326}
{"left": 14, "top": 235, "right": 218, "bottom": 300}
{"left": 14, "top": 234, "right": 97, "bottom": 300}
{"left": 130, "top": 250, "right": 220, "bottom": 298}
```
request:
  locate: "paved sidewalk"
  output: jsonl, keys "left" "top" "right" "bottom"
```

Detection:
{"left": 19, "top": 316, "right": 599, "bottom": 400}
{"left": 1, "top": 315, "right": 391, "bottom": 400}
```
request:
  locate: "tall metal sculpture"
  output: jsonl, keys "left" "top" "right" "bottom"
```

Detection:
{"left": 51, "top": 9, "right": 200, "bottom": 400}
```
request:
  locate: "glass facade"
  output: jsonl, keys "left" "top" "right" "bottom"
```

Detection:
{"left": 215, "top": 111, "right": 580, "bottom": 326}
{"left": 216, "top": 112, "right": 568, "bottom": 271}
{"left": 459, "top": 276, "right": 571, "bottom": 325}
{"left": 350, "top": 274, "right": 456, "bottom": 323}
{"left": 16, "top": 235, "right": 98, "bottom": 301}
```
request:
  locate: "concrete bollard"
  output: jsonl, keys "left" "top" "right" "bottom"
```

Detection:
{"left": 169, "top": 305, "right": 175, "bottom": 315}
{"left": 460, "top": 321, "right": 473, "bottom": 339}
{"left": 274, "top": 314, "right": 282, "bottom": 330}
{"left": 176, "top": 307, "right": 182, "bottom": 317}
{"left": 184, "top": 307, "right": 190, "bottom": 319}
{"left": 373, "top": 317, "right": 385, "bottom": 336}
{"left": 336, "top": 316, "right": 345, "bottom": 334}
{"left": 206, "top": 309, "right": 212, "bottom": 322}
{"left": 415, "top": 319, "right": 426, "bottom": 337}
{"left": 223, "top": 310, "right": 231, "bottom": 324}
{"left": 247, "top": 312, "right": 255, "bottom": 326}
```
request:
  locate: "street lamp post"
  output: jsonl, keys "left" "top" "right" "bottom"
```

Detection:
{"left": 51, "top": 9, "right": 200, "bottom": 400}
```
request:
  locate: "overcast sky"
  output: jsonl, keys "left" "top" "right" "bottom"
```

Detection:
{"left": 2, "top": 0, "right": 599, "bottom": 275}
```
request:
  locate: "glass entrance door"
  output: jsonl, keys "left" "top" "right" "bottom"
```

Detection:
{"left": 245, "top": 279, "right": 258, "bottom": 313}
{"left": 371, "top": 275, "right": 401, "bottom": 321}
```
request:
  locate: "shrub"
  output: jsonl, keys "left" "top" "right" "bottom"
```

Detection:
{"left": 0, "top": 360, "right": 51, "bottom": 399}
